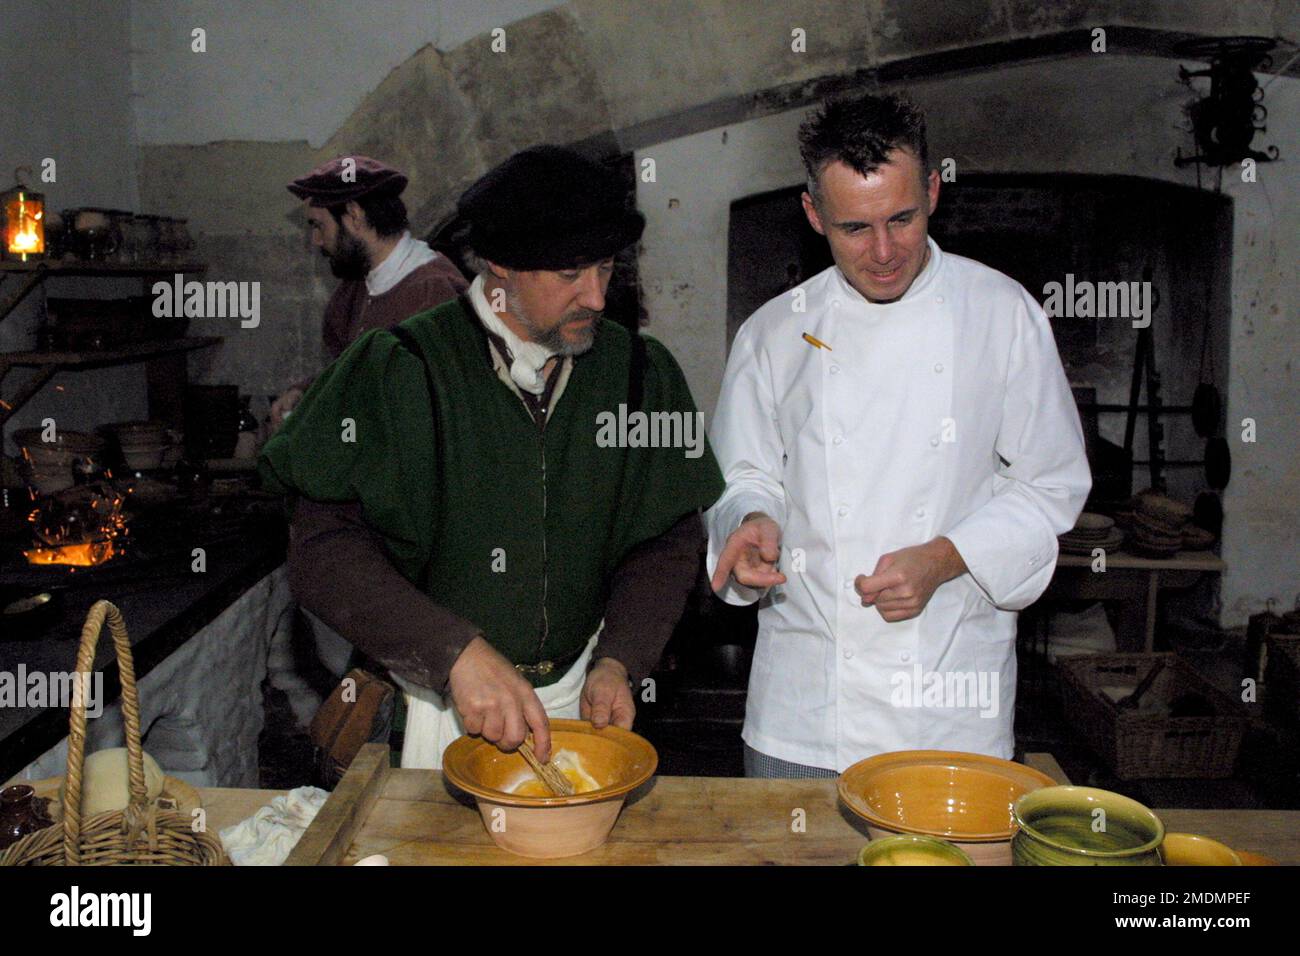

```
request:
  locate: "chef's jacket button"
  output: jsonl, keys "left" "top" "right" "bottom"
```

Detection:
{"left": 929, "top": 436, "right": 940, "bottom": 447}
{"left": 936, "top": 296, "right": 945, "bottom": 304}
{"left": 832, "top": 299, "right": 842, "bottom": 309}
{"left": 901, "top": 652, "right": 911, "bottom": 663}
{"left": 838, "top": 506, "right": 849, "bottom": 517}
{"left": 1029, "top": 555, "right": 1040, "bottom": 566}
{"left": 934, "top": 362, "right": 944, "bottom": 373}
{"left": 844, "top": 579, "right": 853, "bottom": 590}
{"left": 833, "top": 435, "right": 844, "bottom": 446}
{"left": 843, "top": 648, "right": 854, "bottom": 660}
{"left": 914, "top": 507, "right": 926, "bottom": 519}
{"left": 829, "top": 364, "right": 840, "bottom": 374}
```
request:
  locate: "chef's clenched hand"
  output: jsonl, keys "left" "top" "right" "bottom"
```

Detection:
{"left": 581, "top": 657, "right": 635, "bottom": 730}
{"left": 855, "top": 537, "right": 968, "bottom": 622}
{"left": 710, "top": 512, "right": 788, "bottom": 593}
{"left": 449, "top": 635, "right": 553, "bottom": 761}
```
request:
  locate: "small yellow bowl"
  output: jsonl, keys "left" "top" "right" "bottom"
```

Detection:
{"left": 1160, "top": 832, "right": 1242, "bottom": 866}
{"left": 858, "top": 834, "right": 974, "bottom": 866}
{"left": 442, "top": 719, "right": 656, "bottom": 859}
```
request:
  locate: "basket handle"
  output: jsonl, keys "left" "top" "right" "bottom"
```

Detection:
{"left": 61, "top": 600, "right": 149, "bottom": 865}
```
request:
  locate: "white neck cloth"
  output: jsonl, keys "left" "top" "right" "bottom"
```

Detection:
{"left": 467, "top": 274, "right": 557, "bottom": 395}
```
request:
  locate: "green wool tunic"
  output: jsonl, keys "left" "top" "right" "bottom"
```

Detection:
{"left": 259, "top": 297, "right": 724, "bottom": 683}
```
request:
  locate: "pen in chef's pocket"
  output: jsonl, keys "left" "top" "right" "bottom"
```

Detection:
{"left": 802, "top": 332, "right": 832, "bottom": 351}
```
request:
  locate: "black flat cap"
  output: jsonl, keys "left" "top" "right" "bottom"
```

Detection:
{"left": 288, "top": 156, "right": 408, "bottom": 205}
{"left": 457, "top": 145, "right": 645, "bottom": 270}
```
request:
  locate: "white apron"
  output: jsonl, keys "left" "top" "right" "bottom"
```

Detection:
{"left": 391, "top": 633, "right": 598, "bottom": 769}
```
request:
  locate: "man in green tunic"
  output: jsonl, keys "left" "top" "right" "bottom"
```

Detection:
{"left": 260, "top": 146, "right": 724, "bottom": 768}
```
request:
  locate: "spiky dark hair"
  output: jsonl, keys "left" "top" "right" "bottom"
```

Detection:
{"left": 798, "top": 93, "right": 929, "bottom": 200}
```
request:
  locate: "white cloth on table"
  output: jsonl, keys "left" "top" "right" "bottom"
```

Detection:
{"left": 706, "top": 237, "right": 1091, "bottom": 771}
{"left": 219, "top": 785, "right": 330, "bottom": 866}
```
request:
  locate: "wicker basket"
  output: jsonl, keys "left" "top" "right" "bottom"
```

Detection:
{"left": 1264, "top": 632, "right": 1300, "bottom": 729}
{"left": 0, "top": 600, "right": 226, "bottom": 866}
{"left": 1057, "top": 652, "right": 1245, "bottom": 780}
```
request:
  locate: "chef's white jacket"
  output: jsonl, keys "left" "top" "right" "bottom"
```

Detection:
{"left": 706, "top": 238, "right": 1090, "bottom": 771}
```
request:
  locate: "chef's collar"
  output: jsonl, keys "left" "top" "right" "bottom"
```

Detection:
{"left": 834, "top": 235, "right": 943, "bottom": 307}
{"left": 366, "top": 231, "right": 438, "bottom": 297}
{"left": 467, "top": 274, "right": 558, "bottom": 395}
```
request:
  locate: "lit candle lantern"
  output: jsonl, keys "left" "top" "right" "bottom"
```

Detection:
{"left": 3, "top": 169, "right": 46, "bottom": 261}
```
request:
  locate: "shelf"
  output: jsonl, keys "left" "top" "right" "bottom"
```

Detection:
{"left": 0, "top": 337, "right": 222, "bottom": 428}
{"left": 0, "top": 260, "right": 207, "bottom": 276}
{"left": 1, "top": 336, "right": 222, "bottom": 370}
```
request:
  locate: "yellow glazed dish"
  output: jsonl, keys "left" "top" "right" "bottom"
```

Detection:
{"left": 1160, "top": 832, "right": 1243, "bottom": 866}
{"left": 441, "top": 719, "right": 657, "bottom": 859}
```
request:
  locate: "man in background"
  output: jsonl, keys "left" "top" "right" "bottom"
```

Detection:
{"left": 270, "top": 156, "right": 466, "bottom": 428}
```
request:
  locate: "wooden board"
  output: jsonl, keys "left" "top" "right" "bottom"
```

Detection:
{"left": 284, "top": 743, "right": 388, "bottom": 866}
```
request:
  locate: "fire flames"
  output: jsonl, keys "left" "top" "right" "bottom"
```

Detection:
{"left": 24, "top": 484, "right": 127, "bottom": 568}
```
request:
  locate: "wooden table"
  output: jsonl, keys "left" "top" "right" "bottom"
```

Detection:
{"left": 1042, "top": 550, "right": 1227, "bottom": 652}
{"left": 197, "top": 749, "right": 1299, "bottom": 865}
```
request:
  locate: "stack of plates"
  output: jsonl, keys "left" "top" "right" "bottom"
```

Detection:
{"left": 1058, "top": 513, "right": 1122, "bottom": 555}
{"left": 1128, "top": 492, "right": 1192, "bottom": 558}
{"left": 13, "top": 428, "right": 105, "bottom": 496}
{"left": 107, "top": 420, "right": 173, "bottom": 471}
{"left": 1181, "top": 525, "right": 1217, "bottom": 551}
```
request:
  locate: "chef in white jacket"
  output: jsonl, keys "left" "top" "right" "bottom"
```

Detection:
{"left": 708, "top": 93, "right": 1091, "bottom": 776}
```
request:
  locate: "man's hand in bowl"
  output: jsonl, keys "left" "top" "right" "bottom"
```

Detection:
{"left": 449, "top": 635, "right": 553, "bottom": 761}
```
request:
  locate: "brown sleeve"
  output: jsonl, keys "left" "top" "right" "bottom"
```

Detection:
{"left": 597, "top": 511, "right": 706, "bottom": 686}
{"left": 287, "top": 497, "right": 479, "bottom": 693}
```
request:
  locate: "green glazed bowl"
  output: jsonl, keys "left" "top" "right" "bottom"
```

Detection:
{"left": 858, "top": 834, "right": 975, "bottom": 866}
{"left": 1012, "top": 786, "right": 1164, "bottom": 866}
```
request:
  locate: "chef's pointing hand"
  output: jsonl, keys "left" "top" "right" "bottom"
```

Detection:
{"left": 855, "top": 537, "right": 967, "bottom": 622}
{"left": 711, "top": 512, "right": 788, "bottom": 593}
{"left": 449, "top": 635, "right": 553, "bottom": 761}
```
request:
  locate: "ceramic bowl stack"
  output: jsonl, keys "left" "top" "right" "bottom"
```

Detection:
{"left": 1128, "top": 493, "right": 1192, "bottom": 558}
{"left": 13, "top": 428, "right": 104, "bottom": 495}
{"left": 1058, "top": 512, "right": 1122, "bottom": 556}
{"left": 838, "top": 750, "right": 1059, "bottom": 865}
{"left": 1180, "top": 525, "right": 1217, "bottom": 551}
{"left": 107, "top": 421, "right": 171, "bottom": 471}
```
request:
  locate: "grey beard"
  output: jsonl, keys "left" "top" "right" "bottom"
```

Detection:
{"left": 506, "top": 290, "right": 598, "bottom": 356}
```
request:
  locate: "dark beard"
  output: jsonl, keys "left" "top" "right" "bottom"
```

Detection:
{"left": 326, "top": 230, "right": 370, "bottom": 280}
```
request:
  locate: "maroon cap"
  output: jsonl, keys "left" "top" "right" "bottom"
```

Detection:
{"left": 287, "top": 156, "right": 408, "bottom": 205}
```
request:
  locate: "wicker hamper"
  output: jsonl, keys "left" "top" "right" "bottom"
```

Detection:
{"left": 1057, "top": 652, "right": 1245, "bottom": 780}
{"left": 0, "top": 600, "right": 226, "bottom": 865}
